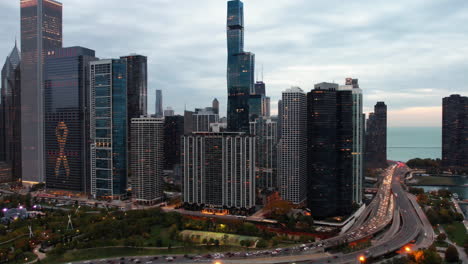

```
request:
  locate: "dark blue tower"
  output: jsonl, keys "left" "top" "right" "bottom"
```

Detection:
{"left": 227, "top": 0, "right": 255, "bottom": 132}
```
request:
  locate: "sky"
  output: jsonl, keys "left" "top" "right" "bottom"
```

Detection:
{"left": 1, "top": 0, "right": 468, "bottom": 127}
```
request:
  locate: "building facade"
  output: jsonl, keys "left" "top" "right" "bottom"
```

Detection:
{"left": 182, "top": 132, "right": 255, "bottom": 210}
{"left": 278, "top": 87, "right": 307, "bottom": 204}
{"left": 250, "top": 117, "right": 278, "bottom": 190}
{"left": 227, "top": 0, "right": 255, "bottom": 132}
{"left": 155, "top": 89, "right": 163, "bottom": 118}
{"left": 21, "top": 0, "right": 63, "bottom": 183}
{"left": 44, "top": 47, "right": 96, "bottom": 192}
{"left": 442, "top": 95, "right": 468, "bottom": 170}
{"left": 366, "top": 102, "right": 388, "bottom": 169}
{"left": 89, "top": 59, "right": 128, "bottom": 198}
{"left": 0, "top": 43, "right": 21, "bottom": 182}
{"left": 185, "top": 107, "right": 219, "bottom": 133}
{"left": 307, "top": 83, "right": 354, "bottom": 218}
{"left": 164, "top": 115, "right": 184, "bottom": 170}
{"left": 131, "top": 117, "right": 164, "bottom": 204}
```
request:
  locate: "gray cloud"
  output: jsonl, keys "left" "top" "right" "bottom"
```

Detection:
{"left": 1, "top": 0, "right": 467, "bottom": 127}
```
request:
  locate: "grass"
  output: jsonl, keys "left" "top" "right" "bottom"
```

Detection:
{"left": 180, "top": 230, "right": 260, "bottom": 246}
{"left": 443, "top": 222, "right": 468, "bottom": 245}
{"left": 42, "top": 245, "right": 246, "bottom": 264}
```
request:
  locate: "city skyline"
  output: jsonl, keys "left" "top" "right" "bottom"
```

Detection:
{"left": 1, "top": 0, "right": 467, "bottom": 128}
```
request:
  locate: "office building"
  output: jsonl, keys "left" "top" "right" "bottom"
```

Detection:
{"left": 340, "top": 78, "right": 364, "bottom": 204}
{"left": 182, "top": 132, "right": 255, "bottom": 211}
{"left": 164, "top": 115, "right": 184, "bottom": 170}
{"left": 0, "top": 43, "right": 21, "bottom": 181}
{"left": 254, "top": 81, "right": 266, "bottom": 96}
{"left": 307, "top": 83, "right": 354, "bottom": 218}
{"left": 212, "top": 98, "right": 219, "bottom": 115}
{"left": 164, "top": 107, "right": 175, "bottom": 117}
{"left": 131, "top": 117, "right": 164, "bottom": 204}
{"left": 249, "top": 94, "right": 263, "bottom": 121}
{"left": 366, "top": 102, "right": 388, "bottom": 169}
{"left": 250, "top": 117, "right": 278, "bottom": 190}
{"left": 21, "top": 0, "right": 63, "bottom": 183}
{"left": 227, "top": 0, "right": 255, "bottom": 132}
{"left": 155, "top": 89, "right": 163, "bottom": 118}
{"left": 44, "top": 47, "right": 96, "bottom": 192}
{"left": 442, "top": 95, "right": 468, "bottom": 169}
{"left": 89, "top": 59, "right": 128, "bottom": 198}
{"left": 278, "top": 87, "right": 307, "bottom": 204}
{"left": 184, "top": 107, "right": 219, "bottom": 133}
{"left": 121, "top": 55, "right": 147, "bottom": 119}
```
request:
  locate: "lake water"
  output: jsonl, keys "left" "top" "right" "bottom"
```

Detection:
{"left": 387, "top": 127, "right": 441, "bottom": 162}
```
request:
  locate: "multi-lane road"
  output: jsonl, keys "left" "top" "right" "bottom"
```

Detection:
{"left": 72, "top": 164, "right": 435, "bottom": 264}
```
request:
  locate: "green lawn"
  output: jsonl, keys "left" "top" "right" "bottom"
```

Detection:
{"left": 443, "top": 222, "right": 468, "bottom": 245}
{"left": 411, "top": 176, "right": 458, "bottom": 186}
{"left": 42, "top": 246, "right": 246, "bottom": 264}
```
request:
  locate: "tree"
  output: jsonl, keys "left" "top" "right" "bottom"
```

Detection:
{"left": 445, "top": 245, "right": 459, "bottom": 263}
{"left": 437, "top": 233, "right": 447, "bottom": 242}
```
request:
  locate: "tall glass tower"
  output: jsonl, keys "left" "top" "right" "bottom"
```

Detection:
{"left": 227, "top": 0, "right": 255, "bottom": 132}
{"left": 20, "top": 0, "right": 63, "bottom": 183}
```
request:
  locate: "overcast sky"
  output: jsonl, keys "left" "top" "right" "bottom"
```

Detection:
{"left": 1, "top": 0, "right": 467, "bottom": 127}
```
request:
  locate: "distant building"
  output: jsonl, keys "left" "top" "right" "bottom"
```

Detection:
{"left": 254, "top": 81, "right": 266, "bottom": 96}
{"left": 249, "top": 94, "right": 263, "bottom": 121}
{"left": 278, "top": 87, "right": 307, "bottom": 204}
{"left": 250, "top": 117, "right": 278, "bottom": 190}
{"left": 0, "top": 43, "right": 21, "bottom": 181}
{"left": 155, "top": 89, "right": 163, "bottom": 118}
{"left": 184, "top": 107, "right": 219, "bottom": 133}
{"left": 164, "top": 115, "right": 184, "bottom": 170}
{"left": 90, "top": 59, "right": 128, "bottom": 199}
{"left": 366, "top": 102, "right": 388, "bottom": 169}
{"left": 210, "top": 122, "right": 227, "bottom": 133}
{"left": 182, "top": 132, "right": 255, "bottom": 211}
{"left": 21, "top": 0, "right": 63, "bottom": 183}
{"left": 212, "top": 98, "right": 219, "bottom": 115}
{"left": 227, "top": 0, "right": 255, "bottom": 132}
{"left": 44, "top": 47, "right": 96, "bottom": 193}
{"left": 131, "top": 117, "right": 164, "bottom": 204}
{"left": 164, "top": 107, "right": 175, "bottom": 117}
{"left": 442, "top": 94, "right": 468, "bottom": 169}
{"left": 307, "top": 83, "right": 353, "bottom": 218}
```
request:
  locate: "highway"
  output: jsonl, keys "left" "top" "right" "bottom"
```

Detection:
{"left": 70, "top": 164, "right": 435, "bottom": 264}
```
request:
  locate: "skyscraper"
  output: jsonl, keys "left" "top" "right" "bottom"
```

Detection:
{"left": 121, "top": 55, "right": 147, "bottom": 119}
{"left": 184, "top": 107, "right": 219, "bottom": 133}
{"left": 155, "top": 89, "right": 163, "bottom": 118}
{"left": 21, "top": 0, "right": 63, "bottom": 183}
{"left": 250, "top": 117, "right": 278, "bottom": 190}
{"left": 89, "top": 59, "right": 127, "bottom": 198}
{"left": 131, "top": 117, "right": 164, "bottom": 204}
{"left": 212, "top": 98, "right": 219, "bottom": 115}
{"left": 366, "top": 102, "right": 388, "bottom": 169}
{"left": 0, "top": 43, "right": 21, "bottom": 181}
{"left": 340, "top": 78, "right": 364, "bottom": 205}
{"left": 278, "top": 87, "right": 307, "bottom": 204}
{"left": 182, "top": 132, "right": 256, "bottom": 211}
{"left": 254, "top": 81, "right": 266, "bottom": 96}
{"left": 227, "top": 0, "right": 255, "bottom": 132}
{"left": 44, "top": 47, "right": 96, "bottom": 192}
{"left": 163, "top": 115, "right": 184, "bottom": 171}
{"left": 442, "top": 95, "right": 468, "bottom": 170}
{"left": 307, "top": 83, "right": 353, "bottom": 217}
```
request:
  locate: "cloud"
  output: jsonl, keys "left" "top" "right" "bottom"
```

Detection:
{"left": 1, "top": 0, "right": 467, "bottom": 127}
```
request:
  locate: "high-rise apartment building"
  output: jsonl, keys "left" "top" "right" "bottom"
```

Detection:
{"left": 164, "top": 115, "right": 184, "bottom": 170}
{"left": 21, "top": 0, "right": 63, "bottom": 183}
{"left": 89, "top": 59, "right": 128, "bottom": 198}
{"left": 155, "top": 89, "right": 163, "bottom": 118}
{"left": 307, "top": 83, "right": 354, "bottom": 218}
{"left": 0, "top": 43, "right": 21, "bottom": 181}
{"left": 442, "top": 95, "right": 468, "bottom": 169}
{"left": 250, "top": 117, "right": 278, "bottom": 190}
{"left": 227, "top": 0, "right": 255, "bottom": 132}
{"left": 44, "top": 47, "right": 96, "bottom": 192}
{"left": 278, "top": 87, "right": 307, "bottom": 204}
{"left": 131, "top": 117, "right": 164, "bottom": 204}
{"left": 366, "top": 102, "right": 388, "bottom": 169}
{"left": 182, "top": 132, "right": 255, "bottom": 211}
{"left": 340, "top": 78, "right": 364, "bottom": 205}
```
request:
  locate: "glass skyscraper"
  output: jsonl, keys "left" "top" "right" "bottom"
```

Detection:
{"left": 227, "top": 0, "right": 255, "bottom": 132}
{"left": 44, "top": 47, "right": 96, "bottom": 192}
{"left": 21, "top": 0, "right": 63, "bottom": 183}
{"left": 90, "top": 59, "right": 128, "bottom": 198}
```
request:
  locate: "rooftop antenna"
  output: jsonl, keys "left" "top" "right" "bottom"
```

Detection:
{"left": 261, "top": 64, "right": 264, "bottom": 82}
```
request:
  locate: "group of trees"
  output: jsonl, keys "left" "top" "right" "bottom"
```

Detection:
{"left": 407, "top": 158, "right": 442, "bottom": 174}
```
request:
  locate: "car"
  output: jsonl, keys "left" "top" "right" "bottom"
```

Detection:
{"left": 165, "top": 257, "right": 174, "bottom": 262}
